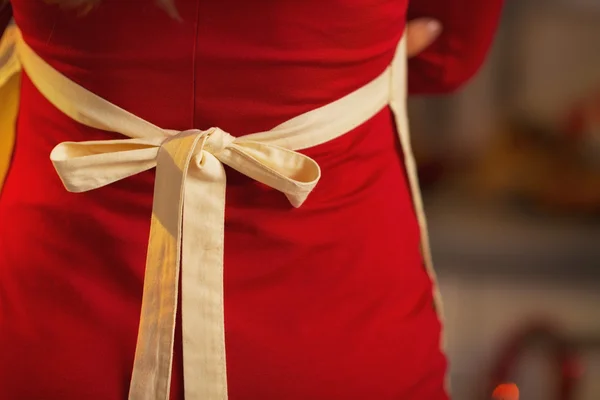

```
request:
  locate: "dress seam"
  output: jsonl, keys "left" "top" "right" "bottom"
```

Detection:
{"left": 191, "top": 0, "right": 201, "bottom": 128}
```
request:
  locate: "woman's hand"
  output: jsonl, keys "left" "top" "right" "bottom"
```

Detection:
{"left": 406, "top": 18, "right": 442, "bottom": 58}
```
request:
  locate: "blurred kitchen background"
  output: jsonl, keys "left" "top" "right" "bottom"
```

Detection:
{"left": 409, "top": 0, "right": 600, "bottom": 399}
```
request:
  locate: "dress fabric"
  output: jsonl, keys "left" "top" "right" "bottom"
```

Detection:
{"left": 0, "top": 1, "right": 502, "bottom": 399}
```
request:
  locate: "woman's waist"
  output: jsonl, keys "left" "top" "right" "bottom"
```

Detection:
{"left": 9, "top": 98, "right": 406, "bottom": 209}
{"left": 15, "top": 51, "right": 396, "bottom": 137}
{"left": 15, "top": 66, "right": 402, "bottom": 166}
{"left": 7, "top": 64, "right": 411, "bottom": 234}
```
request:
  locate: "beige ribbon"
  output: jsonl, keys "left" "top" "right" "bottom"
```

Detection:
{"left": 4, "top": 26, "right": 446, "bottom": 399}
{"left": 51, "top": 126, "right": 320, "bottom": 400}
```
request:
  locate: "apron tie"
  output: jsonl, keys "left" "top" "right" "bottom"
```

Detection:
{"left": 51, "top": 124, "right": 320, "bottom": 400}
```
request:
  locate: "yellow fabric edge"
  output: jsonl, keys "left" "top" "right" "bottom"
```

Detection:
{"left": 0, "top": 25, "right": 21, "bottom": 190}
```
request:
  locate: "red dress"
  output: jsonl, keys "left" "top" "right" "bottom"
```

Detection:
{"left": 0, "top": 1, "right": 502, "bottom": 399}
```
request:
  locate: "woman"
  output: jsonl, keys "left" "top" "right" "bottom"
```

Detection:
{"left": 0, "top": 1, "right": 502, "bottom": 399}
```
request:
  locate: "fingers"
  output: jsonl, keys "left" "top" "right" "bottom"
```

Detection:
{"left": 406, "top": 18, "right": 442, "bottom": 58}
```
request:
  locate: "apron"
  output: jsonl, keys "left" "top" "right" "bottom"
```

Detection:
{"left": 0, "top": 24, "right": 445, "bottom": 400}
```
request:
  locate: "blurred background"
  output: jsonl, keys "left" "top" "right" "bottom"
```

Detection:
{"left": 409, "top": 0, "right": 600, "bottom": 398}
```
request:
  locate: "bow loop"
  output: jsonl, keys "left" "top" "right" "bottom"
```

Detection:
{"left": 216, "top": 140, "right": 320, "bottom": 208}
{"left": 50, "top": 138, "right": 162, "bottom": 192}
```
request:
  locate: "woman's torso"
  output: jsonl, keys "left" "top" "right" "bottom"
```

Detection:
{"left": 0, "top": 1, "right": 446, "bottom": 399}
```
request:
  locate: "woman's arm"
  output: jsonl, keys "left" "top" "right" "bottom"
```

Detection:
{"left": 407, "top": 0, "right": 504, "bottom": 94}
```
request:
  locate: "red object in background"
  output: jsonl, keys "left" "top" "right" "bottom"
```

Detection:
{"left": 565, "top": 87, "right": 600, "bottom": 140}
{"left": 492, "top": 383, "right": 519, "bottom": 400}
{"left": 564, "top": 87, "right": 600, "bottom": 170}
{"left": 566, "top": 99, "right": 586, "bottom": 141}
{"left": 486, "top": 322, "right": 583, "bottom": 400}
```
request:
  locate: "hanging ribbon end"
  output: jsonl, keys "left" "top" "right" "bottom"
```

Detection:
{"left": 285, "top": 192, "right": 311, "bottom": 208}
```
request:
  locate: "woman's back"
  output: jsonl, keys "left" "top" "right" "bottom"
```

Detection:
{"left": 12, "top": 0, "right": 405, "bottom": 132}
{"left": 0, "top": 1, "right": 501, "bottom": 398}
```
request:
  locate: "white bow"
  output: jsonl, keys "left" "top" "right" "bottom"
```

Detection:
{"left": 50, "top": 125, "right": 320, "bottom": 400}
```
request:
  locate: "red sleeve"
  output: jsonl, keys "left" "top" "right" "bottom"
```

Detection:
{"left": 407, "top": 0, "right": 504, "bottom": 94}
{"left": 0, "top": 2, "right": 12, "bottom": 37}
